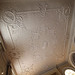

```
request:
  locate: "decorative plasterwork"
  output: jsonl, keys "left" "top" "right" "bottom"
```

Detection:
{"left": 0, "top": 1, "right": 73, "bottom": 75}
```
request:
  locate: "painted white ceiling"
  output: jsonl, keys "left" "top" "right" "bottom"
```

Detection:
{"left": 0, "top": 0, "right": 74, "bottom": 75}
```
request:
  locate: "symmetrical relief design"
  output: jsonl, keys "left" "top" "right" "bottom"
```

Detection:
{"left": 0, "top": 1, "right": 73, "bottom": 75}
{"left": 1, "top": 8, "right": 71, "bottom": 75}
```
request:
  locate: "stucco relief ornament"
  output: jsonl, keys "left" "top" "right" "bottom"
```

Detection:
{"left": 64, "top": 7, "right": 71, "bottom": 16}
{"left": 38, "top": 2, "right": 48, "bottom": 16}
{"left": 2, "top": 11, "right": 16, "bottom": 50}
{"left": 15, "top": 15, "right": 24, "bottom": 28}
{"left": 60, "top": 6, "right": 71, "bottom": 18}
{"left": 2, "top": 11, "right": 15, "bottom": 24}
{"left": 2, "top": 11, "right": 24, "bottom": 29}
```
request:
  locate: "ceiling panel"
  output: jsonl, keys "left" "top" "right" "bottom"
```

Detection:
{"left": 0, "top": 0, "right": 74, "bottom": 75}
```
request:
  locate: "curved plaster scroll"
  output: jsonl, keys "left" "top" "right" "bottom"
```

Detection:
{"left": 38, "top": 2, "right": 48, "bottom": 16}
{"left": 15, "top": 15, "right": 24, "bottom": 28}
{"left": 64, "top": 7, "right": 71, "bottom": 16}
{"left": 59, "top": 6, "right": 71, "bottom": 17}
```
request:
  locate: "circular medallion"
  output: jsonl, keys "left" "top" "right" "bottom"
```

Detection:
{"left": 2, "top": 11, "right": 15, "bottom": 24}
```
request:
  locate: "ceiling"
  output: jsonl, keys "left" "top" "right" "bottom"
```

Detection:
{"left": 0, "top": 0, "right": 74, "bottom": 75}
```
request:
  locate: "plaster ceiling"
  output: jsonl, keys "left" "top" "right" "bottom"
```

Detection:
{"left": 0, "top": 0, "right": 74, "bottom": 75}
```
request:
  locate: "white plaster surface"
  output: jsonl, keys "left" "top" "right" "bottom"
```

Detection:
{"left": 0, "top": 0, "right": 74, "bottom": 75}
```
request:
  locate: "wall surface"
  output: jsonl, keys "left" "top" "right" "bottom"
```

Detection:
{"left": 0, "top": 0, "right": 74, "bottom": 75}
{"left": 69, "top": 0, "right": 75, "bottom": 52}
{"left": 0, "top": 43, "right": 7, "bottom": 75}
